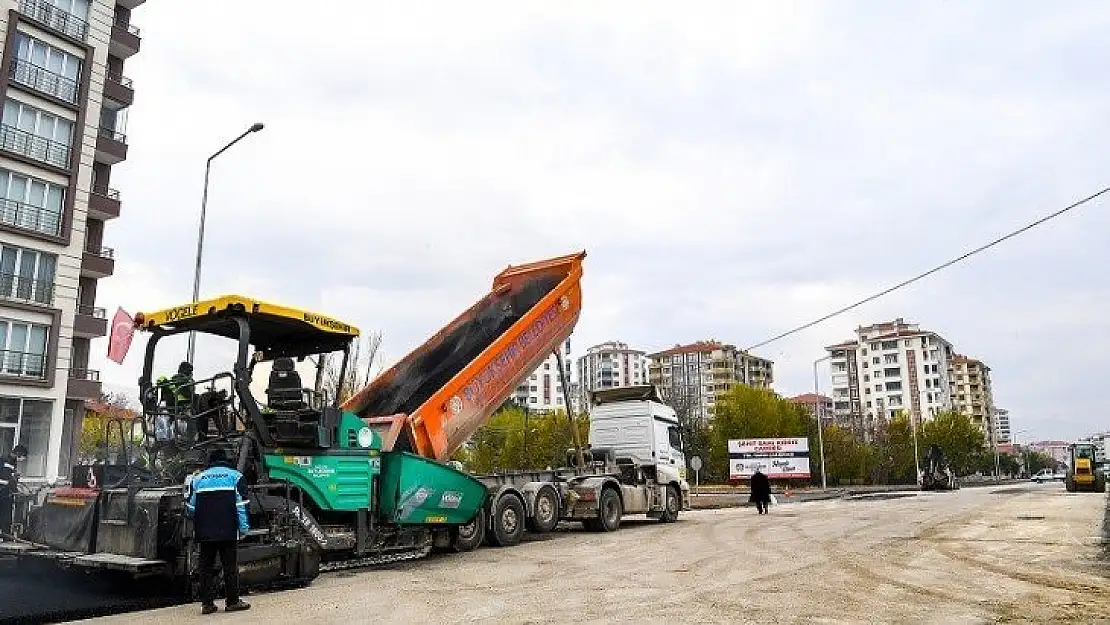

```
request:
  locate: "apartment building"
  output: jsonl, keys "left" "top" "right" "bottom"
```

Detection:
{"left": 993, "top": 407, "right": 1011, "bottom": 444}
{"left": 575, "top": 340, "right": 648, "bottom": 400}
{"left": 949, "top": 354, "right": 996, "bottom": 435}
{"left": 647, "top": 340, "right": 774, "bottom": 420}
{"left": 0, "top": 0, "right": 142, "bottom": 481}
{"left": 826, "top": 318, "right": 955, "bottom": 428}
{"left": 788, "top": 393, "right": 834, "bottom": 419}
{"left": 509, "top": 337, "right": 573, "bottom": 412}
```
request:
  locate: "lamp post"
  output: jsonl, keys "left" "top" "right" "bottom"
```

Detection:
{"left": 186, "top": 122, "right": 265, "bottom": 365}
{"left": 813, "top": 355, "right": 830, "bottom": 489}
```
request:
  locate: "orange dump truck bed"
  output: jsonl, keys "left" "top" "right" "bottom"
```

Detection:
{"left": 342, "top": 251, "right": 585, "bottom": 461}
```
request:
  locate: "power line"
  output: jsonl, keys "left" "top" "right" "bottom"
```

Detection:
{"left": 745, "top": 184, "right": 1110, "bottom": 352}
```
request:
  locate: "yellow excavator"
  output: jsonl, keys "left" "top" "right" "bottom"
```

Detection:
{"left": 1064, "top": 442, "right": 1105, "bottom": 492}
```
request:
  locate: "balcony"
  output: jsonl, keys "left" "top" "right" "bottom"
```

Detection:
{"left": 0, "top": 124, "right": 70, "bottom": 170}
{"left": 109, "top": 20, "right": 141, "bottom": 58}
{"left": 0, "top": 198, "right": 62, "bottom": 238}
{"left": 116, "top": 0, "right": 147, "bottom": 9}
{"left": 9, "top": 58, "right": 80, "bottom": 105}
{"left": 88, "top": 188, "right": 121, "bottom": 220}
{"left": 0, "top": 273, "right": 53, "bottom": 306}
{"left": 95, "top": 128, "right": 128, "bottom": 164}
{"left": 103, "top": 73, "right": 134, "bottom": 109}
{"left": 17, "top": 0, "right": 89, "bottom": 42}
{"left": 80, "top": 245, "right": 115, "bottom": 278}
{"left": 0, "top": 350, "right": 46, "bottom": 380}
{"left": 67, "top": 368, "right": 101, "bottom": 400}
{"left": 74, "top": 304, "right": 107, "bottom": 338}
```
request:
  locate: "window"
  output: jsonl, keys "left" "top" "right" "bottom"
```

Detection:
{"left": 667, "top": 426, "right": 682, "bottom": 451}
{"left": 888, "top": 395, "right": 903, "bottom": 406}
{"left": 870, "top": 342, "right": 879, "bottom": 350}
{"left": 528, "top": 397, "right": 537, "bottom": 404}
{"left": 20, "top": 0, "right": 91, "bottom": 40}
{"left": 0, "top": 100, "right": 73, "bottom": 168}
{"left": 881, "top": 341, "right": 898, "bottom": 350}
{"left": 884, "top": 354, "right": 898, "bottom": 364}
{"left": 0, "top": 244, "right": 55, "bottom": 305}
{"left": 0, "top": 169, "right": 65, "bottom": 237}
{"left": 543, "top": 362, "right": 550, "bottom": 370}
{"left": 0, "top": 318, "right": 48, "bottom": 377}
{"left": 10, "top": 32, "right": 82, "bottom": 103}
{"left": 885, "top": 381, "right": 902, "bottom": 391}
{"left": 0, "top": 397, "right": 52, "bottom": 478}
{"left": 872, "top": 357, "right": 880, "bottom": 364}
{"left": 883, "top": 367, "right": 900, "bottom": 377}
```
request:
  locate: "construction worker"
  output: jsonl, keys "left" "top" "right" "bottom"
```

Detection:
{"left": 154, "top": 361, "right": 196, "bottom": 442}
{"left": 0, "top": 444, "right": 28, "bottom": 539}
{"left": 184, "top": 447, "right": 251, "bottom": 614}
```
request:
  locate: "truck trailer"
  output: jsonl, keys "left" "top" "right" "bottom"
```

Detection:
{"left": 2, "top": 251, "right": 690, "bottom": 599}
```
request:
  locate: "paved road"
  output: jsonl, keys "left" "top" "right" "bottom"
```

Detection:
{"left": 94, "top": 482, "right": 1109, "bottom": 624}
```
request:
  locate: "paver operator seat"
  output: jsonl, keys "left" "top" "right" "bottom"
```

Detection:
{"left": 264, "top": 357, "right": 324, "bottom": 446}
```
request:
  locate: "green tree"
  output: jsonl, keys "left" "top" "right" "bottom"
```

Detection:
{"left": 453, "top": 405, "right": 589, "bottom": 473}
{"left": 920, "top": 409, "right": 986, "bottom": 476}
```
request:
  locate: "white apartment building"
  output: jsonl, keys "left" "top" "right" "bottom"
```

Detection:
{"left": 575, "top": 340, "right": 648, "bottom": 401}
{"left": 826, "top": 318, "right": 955, "bottom": 427}
{"left": 648, "top": 340, "right": 774, "bottom": 421}
{"left": 509, "top": 337, "right": 573, "bottom": 412}
{"left": 993, "top": 408, "right": 1011, "bottom": 444}
{"left": 0, "top": 0, "right": 143, "bottom": 481}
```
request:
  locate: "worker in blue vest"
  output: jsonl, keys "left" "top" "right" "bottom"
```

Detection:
{"left": 185, "top": 447, "right": 251, "bottom": 614}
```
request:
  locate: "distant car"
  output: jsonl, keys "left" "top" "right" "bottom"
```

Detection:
{"left": 1030, "top": 468, "right": 1059, "bottom": 483}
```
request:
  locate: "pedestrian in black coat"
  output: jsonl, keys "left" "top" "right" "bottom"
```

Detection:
{"left": 750, "top": 469, "right": 772, "bottom": 515}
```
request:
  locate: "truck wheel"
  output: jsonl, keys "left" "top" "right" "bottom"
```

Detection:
{"left": 1065, "top": 478, "right": 1076, "bottom": 493}
{"left": 486, "top": 493, "right": 525, "bottom": 547}
{"left": 597, "top": 487, "right": 622, "bottom": 532}
{"left": 525, "top": 486, "right": 560, "bottom": 534}
{"left": 452, "top": 512, "right": 485, "bottom": 552}
{"left": 659, "top": 485, "right": 680, "bottom": 523}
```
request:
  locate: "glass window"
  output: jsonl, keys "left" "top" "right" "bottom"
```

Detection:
{"left": 17, "top": 400, "right": 51, "bottom": 478}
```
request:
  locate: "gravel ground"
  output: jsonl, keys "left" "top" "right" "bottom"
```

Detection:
{"left": 91, "top": 481, "right": 1109, "bottom": 625}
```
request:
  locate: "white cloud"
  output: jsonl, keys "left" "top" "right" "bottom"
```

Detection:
{"left": 89, "top": 1, "right": 1110, "bottom": 441}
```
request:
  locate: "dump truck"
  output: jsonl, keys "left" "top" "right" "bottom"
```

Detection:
{"left": 3, "top": 250, "right": 689, "bottom": 598}
{"left": 918, "top": 444, "right": 957, "bottom": 491}
{"left": 1064, "top": 442, "right": 1104, "bottom": 492}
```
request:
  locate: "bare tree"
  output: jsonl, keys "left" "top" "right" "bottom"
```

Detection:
{"left": 322, "top": 331, "right": 384, "bottom": 404}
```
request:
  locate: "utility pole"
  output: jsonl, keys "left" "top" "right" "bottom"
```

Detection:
{"left": 813, "top": 355, "right": 830, "bottom": 489}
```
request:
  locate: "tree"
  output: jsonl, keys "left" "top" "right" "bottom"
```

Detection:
{"left": 322, "top": 332, "right": 383, "bottom": 404}
{"left": 920, "top": 410, "right": 986, "bottom": 476}
{"left": 78, "top": 392, "right": 139, "bottom": 463}
{"left": 452, "top": 405, "right": 589, "bottom": 473}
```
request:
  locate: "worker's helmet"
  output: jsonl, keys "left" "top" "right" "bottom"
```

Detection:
{"left": 178, "top": 361, "right": 194, "bottom": 375}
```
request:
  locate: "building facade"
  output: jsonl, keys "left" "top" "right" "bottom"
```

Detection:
{"left": 0, "top": 0, "right": 141, "bottom": 481}
{"left": 826, "top": 318, "right": 956, "bottom": 430}
{"left": 1079, "top": 432, "right": 1108, "bottom": 465}
{"left": 509, "top": 337, "right": 573, "bottom": 413}
{"left": 788, "top": 393, "right": 834, "bottom": 419}
{"left": 949, "top": 354, "right": 996, "bottom": 436}
{"left": 647, "top": 340, "right": 774, "bottom": 420}
{"left": 575, "top": 340, "right": 648, "bottom": 400}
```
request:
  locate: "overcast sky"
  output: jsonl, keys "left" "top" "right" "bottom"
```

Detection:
{"left": 95, "top": 0, "right": 1110, "bottom": 443}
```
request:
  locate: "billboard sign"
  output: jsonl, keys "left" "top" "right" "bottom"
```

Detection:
{"left": 728, "top": 438, "right": 811, "bottom": 480}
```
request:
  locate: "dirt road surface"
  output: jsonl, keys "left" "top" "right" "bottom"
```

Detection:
{"left": 93, "top": 483, "right": 1109, "bottom": 624}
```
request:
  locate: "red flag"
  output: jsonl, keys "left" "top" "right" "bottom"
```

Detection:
{"left": 107, "top": 307, "right": 135, "bottom": 364}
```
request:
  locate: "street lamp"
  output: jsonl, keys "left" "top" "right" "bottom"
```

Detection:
{"left": 813, "top": 355, "right": 830, "bottom": 489}
{"left": 185, "top": 122, "right": 266, "bottom": 365}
